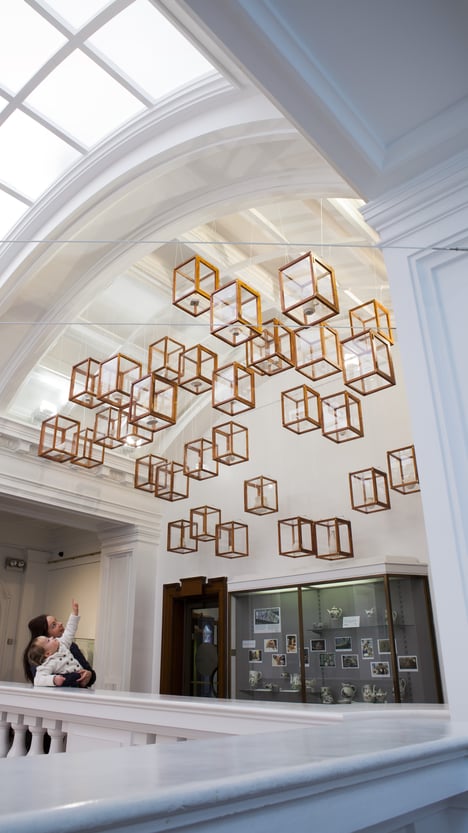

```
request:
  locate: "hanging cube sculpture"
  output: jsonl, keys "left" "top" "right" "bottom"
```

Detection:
{"left": 387, "top": 445, "right": 420, "bottom": 493}
{"left": 178, "top": 344, "right": 218, "bottom": 394}
{"left": 134, "top": 454, "right": 167, "bottom": 493}
{"left": 38, "top": 415, "right": 80, "bottom": 462}
{"left": 190, "top": 506, "right": 221, "bottom": 541}
{"left": 349, "top": 468, "right": 391, "bottom": 513}
{"left": 154, "top": 461, "right": 188, "bottom": 501}
{"left": 212, "top": 420, "right": 249, "bottom": 465}
{"left": 97, "top": 353, "right": 142, "bottom": 408}
{"left": 321, "top": 390, "right": 363, "bottom": 443}
{"left": 167, "top": 520, "right": 198, "bottom": 554}
{"left": 281, "top": 384, "right": 321, "bottom": 434}
{"left": 279, "top": 251, "right": 339, "bottom": 326}
{"left": 69, "top": 358, "right": 101, "bottom": 408}
{"left": 349, "top": 299, "right": 393, "bottom": 345}
{"left": 210, "top": 279, "right": 262, "bottom": 346}
{"left": 341, "top": 331, "right": 395, "bottom": 395}
{"left": 246, "top": 318, "right": 295, "bottom": 376}
{"left": 315, "top": 518, "right": 354, "bottom": 561}
{"left": 212, "top": 362, "right": 255, "bottom": 415}
{"left": 173, "top": 255, "right": 219, "bottom": 316}
{"left": 294, "top": 324, "right": 341, "bottom": 381}
{"left": 215, "top": 521, "right": 249, "bottom": 558}
{"left": 278, "top": 517, "right": 316, "bottom": 557}
{"left": 129, "top": 373, "right": 177, "bottom": 431}
{"left": 183, "top": 437, "right": 218, "bottom": 480}
{"left": 93, "top": 406, "right": 123, "bottom": 449}
{"left": 117, "top": 410, "right": 153, "bottom": 448}
{"left": 70, "top": 428, "right": 105, "bottom": 469}
{"left": 244, "top": 475, "right": 278, "bottom": 515}
{"left": 147, "top": 337, "right": 185, "bottom": 381}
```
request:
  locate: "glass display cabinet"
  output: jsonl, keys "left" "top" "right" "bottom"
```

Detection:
{"left": 230, "top": 573, "right": 443, "bottom": 705}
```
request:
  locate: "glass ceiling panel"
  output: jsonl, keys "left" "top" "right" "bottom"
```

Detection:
{"left": 0, "top": 110, "right": 81, "bottom": 200}
{"left": 25, "top": 50, "right": 146, "bottom": 147}
{"left": 0, "top": 190, "right": 29, "bottom": 238}
{"left": 87, "top": 0, "right": 215, "bottom": 100}
{"left": 39, "top": 0, "right": 114, "bottom": 29}
{"left": 0, "top": 1, "right": 66, "bottom": 95}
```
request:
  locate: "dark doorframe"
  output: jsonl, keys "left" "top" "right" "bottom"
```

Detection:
{"left": 160, "top": 575, "right": 228, "bottom": 698}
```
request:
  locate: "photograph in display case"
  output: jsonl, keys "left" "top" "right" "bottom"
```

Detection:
{"left": 371, "top": 661, "right": 391, "bottom": 677}
{"left": 341, "top": 654, "right": 359, "bottom": 669}
{"left": 303, "top": 647, "right": 310, "bottom": 667}
{"left": 310, "top": 638, "right": 326, "bottom": 651}
{"left": 319, "top": 652, "right": 336, "bottom": 668}
{"left": 335, "top": 636, "right": 352, "bottom": 651}
{"left": 398, "top": 655, "right": 419, "bottom": 671}
{"left": 361, "top": 638, "right": 374, "bottom": 659}
{"left": 272, "top": 653, "right": 287, "bottom": 666}
{"left": 264, "top": 638, "right": 279, "bottom": 652}
{"left": 286, "top": 634, "right": 297, "bottom": 653}
{"left": 254, "top": 606, "right": 281, "bottom": 633}
{"left": 248, "top": 649, "right": 262, "bottom": 663}
{"left": 378, "top": 638, "right": 391, "bottom": 654}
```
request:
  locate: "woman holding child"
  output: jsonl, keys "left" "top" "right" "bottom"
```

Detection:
{"left": 22, "top": 599, "right": 96, "bottom": 688}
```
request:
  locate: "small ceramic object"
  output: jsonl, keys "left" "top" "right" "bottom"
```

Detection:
{"left": 340, "top": 682, "right": 356, "bottom": 702}
{"left": 362, "top": 683, "right": 375, "bottom": 703}
{"left": 365, "top": 607, "right": 375, "bottom": 617}
{"left": 290, "top": 673, "right": 301, "bottom": 690}
{"left": 320, "top": 685, "right": 334, "bottom": 703}
{"left": 327, "top": 605, "right": 343, "bottom": 620}
{"left": 249, "top": 670, "right": 262, "bottom": 688}
{"left": 374, "top": 687, "right": 387, "bottom": 703}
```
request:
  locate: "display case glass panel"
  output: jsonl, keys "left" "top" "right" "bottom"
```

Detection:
{"left": 230, "top": 574, "right": 442, "bottom": 705}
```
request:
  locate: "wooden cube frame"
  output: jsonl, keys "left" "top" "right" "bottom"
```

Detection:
{"left": 134, "top": 454, "right": 167, "bottom": 493}
{"left": 244, "top": 475, "right": 278, "bottom": 515}
{"left": 183, "top": 437, "right": 218, "bottom": 480}
{"left": 190, "top": 506, "right": 221, "bottom": 541}
{"left": 129, "top": 373, "right": 177, "bottom": 431}
{"left": 167, "top": 520, "right": 198, "bottom": 554}
{"left": 281, "top": 384, "right": 321, "bottom": 434}
{"left": 178, "top": 344, "right": 218, "bottom": 394}
{"left": 315, "top": 518, "right": 354, "bottom": 561}
{"left": 97, "top": 353, "right": 142, "bottom": 408}
{"left": 69, "top": 357, "right": 101, "bottom": 408}
{"left": 294, "top": 324, "right": 341, "bottom": 381}
{"left": 117, "top": 410, "right": 153, "bottom": 448}
{"left": 215, "top": 521, "right": 249, "bottom": 558}
{"left": 278, "top": 517, "right": 316, "bottom": 557}
{"left": 147, "top": 337, "right": 185, "bottom": 381}
{"left": 245, "top": 318, "right": 295, "bottom": 375}
{"left": 349, "top": 299, "right": 394, "bottom": 345}
{"left": 212, "top": 420, "right": 249, "bottom": 465}
{"left": 38, "top": 415, "right": 80, "bottom": 462}
{"left": 341, "top": 331, "right": 395, "bottom": 395}
{"left": 210, "top": 279, "right": 262, "bottom": 346}
{"left": 70, "top": 428, "right": 105, "bottom": 468}
{"left": 321, "top": 390, "right": 363, "bottom": 443}
{"left": 349, "top": 467, "right": 391, "bottom": 513}
{"left": 93, "top": 406, "right": 123, "bottom": 449}
{"left": 154, "top": 461, "right": 189, "bottom": 501}
{"left": 387, "top": 445, "right": 420, "bottom": 493}
{"left": 173, "top": 255, "right": 219, "bottom": 317}
{"left": 279, "top": 251, "right": 339, "bottom": 326}
{"left": 212, "top": 362, "right": 255, "bottom": 415}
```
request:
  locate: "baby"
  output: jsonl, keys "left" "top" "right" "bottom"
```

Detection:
{"left": 27, "top": 599, "right": 86, "bottom": 687}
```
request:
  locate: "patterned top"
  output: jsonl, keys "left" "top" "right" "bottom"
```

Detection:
{"left": 34, "top": 613, "right": 83, "bottom": 687}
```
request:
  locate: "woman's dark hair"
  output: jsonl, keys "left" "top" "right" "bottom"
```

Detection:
{"left": 22, "top": 614, "right": 48, "bottom": 682}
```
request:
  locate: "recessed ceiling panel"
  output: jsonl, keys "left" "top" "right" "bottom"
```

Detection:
{"left": 0, "top": 1, "right": 66, "bottom": 94}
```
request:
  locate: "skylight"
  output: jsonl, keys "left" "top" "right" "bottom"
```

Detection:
{"left": 0, "top": 0, "right": 220, "bottom": 239}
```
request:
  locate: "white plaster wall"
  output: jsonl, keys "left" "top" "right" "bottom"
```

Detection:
{"left": 45, "top": 556, "right": 101, "bottom": 641}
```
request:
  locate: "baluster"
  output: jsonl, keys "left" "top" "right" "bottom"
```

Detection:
{"left": 48, "top": 721, "right": 66, "bottom": 754}
{"left": 0, "top": 711, "right": 12, "bottom": 758}
{"left": 7, "top": 714, "right": 27, "bottom": 757}
{"left": 27, "top": 717, "right": 46, "bottom": 756}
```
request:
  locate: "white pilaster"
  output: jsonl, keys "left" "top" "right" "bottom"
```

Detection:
{"left": 363, "top": 151, "right": 468, "bottom": 718}
{"left": 96, "top": 521, "right": 162, "bottom": 693}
